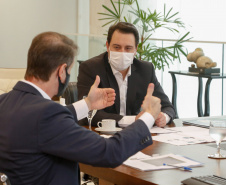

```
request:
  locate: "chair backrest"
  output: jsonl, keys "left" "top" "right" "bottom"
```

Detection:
{"left": 0, "top": 68, "right": 26, "bottom": 95}
{"left": 0, "top": 68, "right": 26, "bottom": 79}
{"left": 0, "top": 173, "right": 11, "bottom": 185}
{"left": 62, "top": 82, "right": 78, "bottom": 105}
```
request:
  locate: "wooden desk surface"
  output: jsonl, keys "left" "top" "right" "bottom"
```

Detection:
{"left": 80, "top": 124, "right": 226, "bottom": 185}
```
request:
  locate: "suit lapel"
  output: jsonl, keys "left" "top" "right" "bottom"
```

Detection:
{"left": 104, "top": 54, "right": 120, "bottom": 114}
{"left": 126, "top": 64, "right": 137, "bottom": 115}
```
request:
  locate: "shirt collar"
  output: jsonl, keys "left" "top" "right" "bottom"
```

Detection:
{"left": 110, "top": 63, "right": 132, "bottom": 77}
{"left": 22, "top": 80, "right": 51, "bottom": 100}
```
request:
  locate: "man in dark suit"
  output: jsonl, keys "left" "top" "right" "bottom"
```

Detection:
{"left": 77, "top": 22, "right": 175, "bottom": 128}
{"left": 0, "top": 32, "right": 161, "bottom": 185}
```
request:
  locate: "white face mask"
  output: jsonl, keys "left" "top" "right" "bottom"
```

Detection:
{"left": 109, "top": 50, "right": 135, "bottom": 71}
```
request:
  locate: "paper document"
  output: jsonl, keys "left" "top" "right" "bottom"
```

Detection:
{"left": 127, "top": 151, "right": 152, "bottom": 160}
{"left": 152, "top": 126, "right": 226, "bottom": 146}
{"left": 123, "top": 153, "right": 203, "bottom": 171}
{"left": 150, "top": 126, "right": 179, "bottom": 134}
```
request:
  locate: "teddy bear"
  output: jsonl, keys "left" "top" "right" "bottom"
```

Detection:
{"left": 187, "top": 48, "right": 217, "bottom": 68}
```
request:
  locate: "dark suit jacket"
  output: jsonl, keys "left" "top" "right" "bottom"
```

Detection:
{"left": 0, "top": 81, "right": 152, "bottom": 185}
{"left": 77, "top": 52, "right": 175, "bottom": 126}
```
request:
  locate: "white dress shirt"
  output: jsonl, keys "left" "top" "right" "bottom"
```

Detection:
{"left": 109, "top": 65, "right": 170, "bottom": 128}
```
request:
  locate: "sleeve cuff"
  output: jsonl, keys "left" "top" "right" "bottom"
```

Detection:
{"left": 118, "top": 116, "right": 136, "bottom": 128}
{"left": 139, "top": 112, "right": 155, "bottom": 129}
{"left": 72, "top": 99, "right": 89, "bottom": 120}
{"left": 118, "top": 113, "right": 155, "bottom": 129}
{"left": 163, "top": 113, "right": 170, "bottom": 123}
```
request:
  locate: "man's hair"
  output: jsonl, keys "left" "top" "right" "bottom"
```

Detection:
{"left": 25, "top": 32, "right": 78, "bottom": 81}
{"left": 107, "top": 22, "right": 139, "bottom": 46}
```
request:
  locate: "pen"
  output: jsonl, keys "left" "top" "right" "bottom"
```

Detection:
{"left": 163, "top": 163, "right": 192, "bottom": 171}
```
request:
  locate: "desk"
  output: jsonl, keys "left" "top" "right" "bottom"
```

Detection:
{"left": 80, "top": 122, "right": 226, "bottom": 185}
{"left": 168, "top": 70, "right": 226, "bottom": 118}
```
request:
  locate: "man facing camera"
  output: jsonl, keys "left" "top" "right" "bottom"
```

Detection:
{"left": 0, "top": 31, "right": 161, "bottom": 185}
{"left": 77, "top": 22, "right": 175, "bottom": 128}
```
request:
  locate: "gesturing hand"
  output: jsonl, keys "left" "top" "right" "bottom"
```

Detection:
{"left": 85, "top": 75, "right": 116, "bottom": 110}
{"left": 141, "top": 83, "right": 161, "bottom": 120}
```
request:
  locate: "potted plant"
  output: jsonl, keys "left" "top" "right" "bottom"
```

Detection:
{"left": 98, "top": 0, "right": 191, "bottom": 70}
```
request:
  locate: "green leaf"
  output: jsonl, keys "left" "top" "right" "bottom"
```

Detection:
{"left": 98, "top": 18, "right": 117, "bottom": 21}
{"left": 135, "top": 0, "right": 140, "bottom": 13}
{"left": 143, "top": 33, "right": 153, "bottom": 43}
{"left": 177, "top": 32, "right": 191, "bottom": 43}
{"left": 98, "top": 13, "right": 117, "bottom": 17}
{"left": 164, "top": 49, "right": 177, "bottom": 58}
{"left": 133, "top": 18, "right": 140, "bottom": 25}
{"left": 165, "top": 7, "right": 173, "bottom": 19}
{"left": 102, "top": 20, "right": 116, "bottom": 27}
{"left": 167, "top": 12, "right": 179, "bottom": 20}
{"left": 178, "top": 47, "right": 187, "bottom": 56}
{"left": 110, "top": 0, "right": 119, "bottom": 15}
{"left": 176, "top": 49, "right": 182, "bottom": 63}
{"left": 121, "top": 0, "right": 135, "bottom": 5}
{"left": 164, "top": 4, "right": 166, "bottom": 17}
{"left": 102, "top": 5, "right": 118, "bottom": 17}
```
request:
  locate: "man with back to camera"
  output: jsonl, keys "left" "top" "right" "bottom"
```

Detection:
{"left": 77, "top": 22, "right": 175, "bottom": 128}
{"left": 0, "top": 31, "right": 161, "bottom": 185}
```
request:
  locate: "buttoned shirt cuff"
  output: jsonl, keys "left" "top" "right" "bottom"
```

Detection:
{"left": 163, "top": 113, "right": 170, "bottom": 124}
{"left": 139, "top": 112, "right": 155, "bottom": 129}
{"left": 72, "top": 99, "right": 89, "bottom": 121}
{"left": 118, "top": 116, "right": 136, "bottom": 128}
{"left": 118, "top": 113, "right": 155, "bottom": 129}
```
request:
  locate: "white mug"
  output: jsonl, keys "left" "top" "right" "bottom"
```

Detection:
{"left": 97, "top": 119, "right": 116, "bottom": 130}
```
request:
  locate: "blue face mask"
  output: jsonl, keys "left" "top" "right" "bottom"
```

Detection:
{"left": 56, "top": 68, "right": 70, "bottom": 97}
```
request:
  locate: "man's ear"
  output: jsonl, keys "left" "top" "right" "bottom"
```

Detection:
{"left": 135, "top": 45, "right": 138, "bottom": 55}
{"left": 58, "top": 63, "right": 67, "bottom": 83}
{"left": 106, "top": 41, "right": 110, "bottom": 52}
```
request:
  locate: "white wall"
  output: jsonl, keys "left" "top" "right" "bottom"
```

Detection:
{"left": 157, "top": 0, "right": 226, "bottom": 42}
{"left": 0, "top": 0, "right": 77, "bottom": 70}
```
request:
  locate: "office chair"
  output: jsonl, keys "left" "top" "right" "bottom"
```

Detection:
{"left": 61, "top": 59, "right": 83, "bottom": 104}
{"left": 0, "top": 173, "right": 11, "bottom": 185}
{"left": 62, "top": 82, "right": 78, "bottom": 105}
{"left": 77, "top": 60, "right": 84, "bottom": 65}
